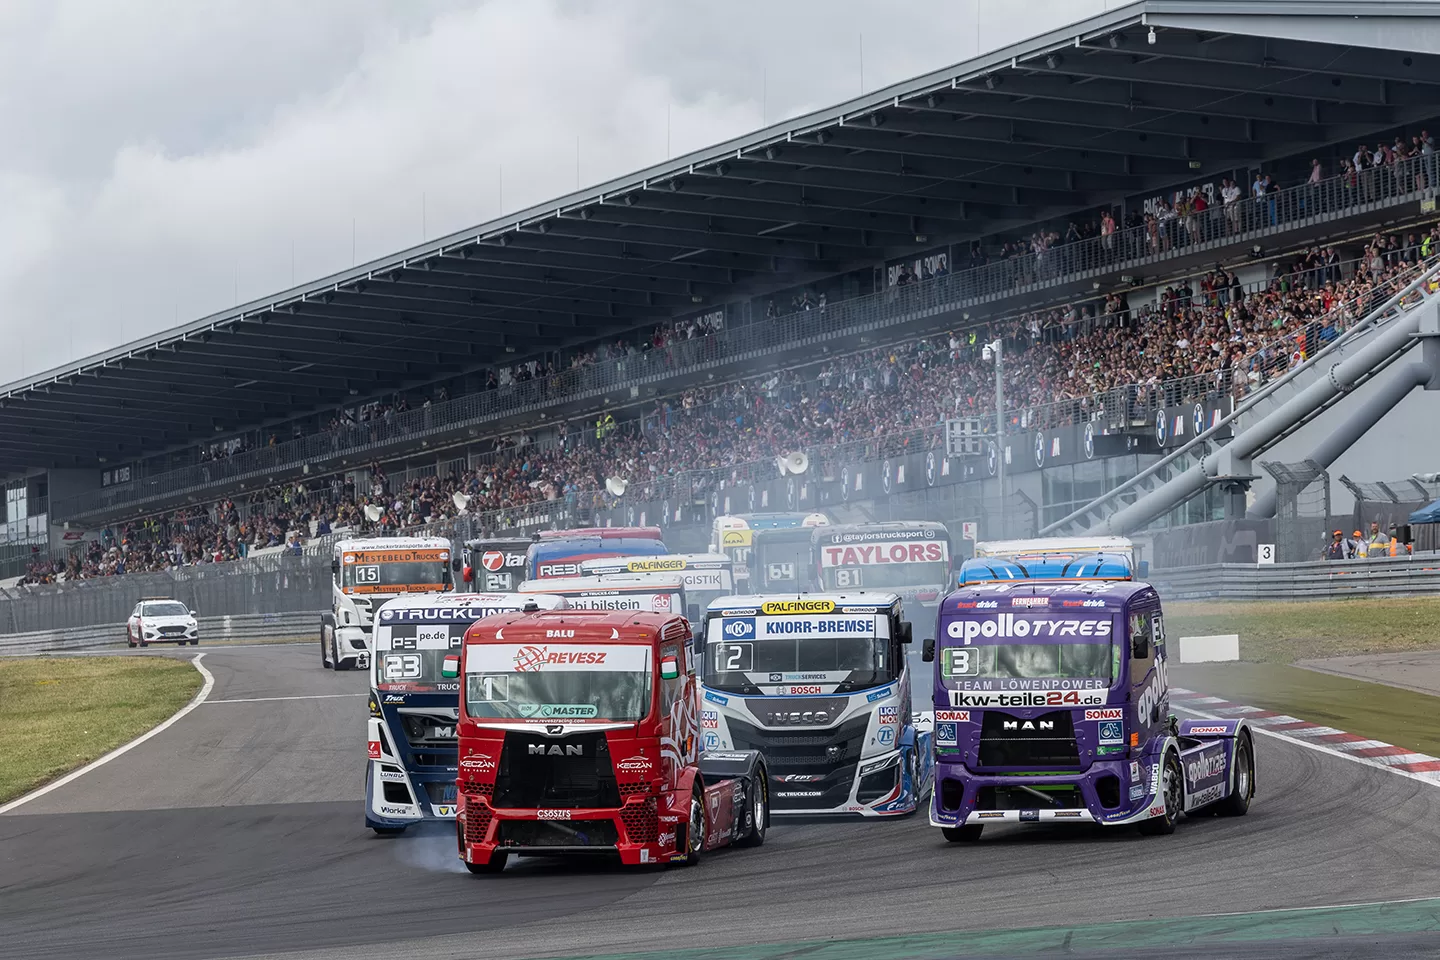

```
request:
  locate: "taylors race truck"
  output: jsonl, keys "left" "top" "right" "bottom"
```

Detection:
{"left": 517, "top": 573, "right": 687, "bottom": 616}
{"left": 463, "top": 536, "right": 530, "bottom": 593}
{"left": 580, "top": 553, "right": 735, "bottom": 618}
{"left": 925, "top": 555, "right": 1255, "bottom": 841}
{"left": 455, "top": 609, "right": 770, "bottom": 872}
{"left": 527, "top": 526, "right": 667, "bottom": 580}
{"left": 815, "top": 521, "right": 952, "bottom": 616}
{"left": 365, "top": 592, "right": 567, "bottom": 834}
{"left": 697, "top": 594, "right": 932, "bottom": 817}
{"left": 712, "top": 513, "right": 828, "bottom": 588}
{"left": 322, "top": 536, "right": 459, "bottom": 670}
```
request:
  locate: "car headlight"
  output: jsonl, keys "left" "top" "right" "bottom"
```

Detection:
{"left": 859, "top": 752, "right": 904, "bottom": 777}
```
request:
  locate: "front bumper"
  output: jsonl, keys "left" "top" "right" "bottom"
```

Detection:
{"left": 929, "top": 759, "right": 1161, "bottom": 829}
{"left": 459, "top": 793, "right": 685, "bottom": 866}
{"left": 335, "top": 626, "right": 371, "bottom": 668}
{"left": 770, "top": 747, "right": 927, "bottom": 818}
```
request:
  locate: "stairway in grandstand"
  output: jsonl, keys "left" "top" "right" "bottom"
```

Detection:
{"left": 1042, "top": 260, "right": 1440, "bottom": 537}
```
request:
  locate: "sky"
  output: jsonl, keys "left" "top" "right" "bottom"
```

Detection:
{"left": 0, "top": 0, "right": 1116, "bottom": 385}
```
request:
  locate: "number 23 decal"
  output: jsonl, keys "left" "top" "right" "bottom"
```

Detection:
{"left": 384, "top": 654, "right": 421, "bottom": 679}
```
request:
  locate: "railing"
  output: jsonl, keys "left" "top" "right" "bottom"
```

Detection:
{"left": 1151, "top": 555, "right": 1440, "bottom": 601}
{"left": 51, "top": 152, "right": 1440, "bottom": 523}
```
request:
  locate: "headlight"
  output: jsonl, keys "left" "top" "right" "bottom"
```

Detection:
{"left": 859, "top": 752, "right": 904, "bottom": 777}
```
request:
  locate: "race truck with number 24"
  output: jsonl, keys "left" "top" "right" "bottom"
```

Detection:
{"left": 366, "top": 592, "right": 567, "bottom": 834}
{"left": 456, "top": 609, "right": 769, "bottom": 872}
{"left": 925, "top": 553, "right": 1255, "bottom": 841}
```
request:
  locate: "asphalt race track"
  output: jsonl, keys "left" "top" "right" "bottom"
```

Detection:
{"left": 3, "top": 643, "right": 1440, "bottom": 960}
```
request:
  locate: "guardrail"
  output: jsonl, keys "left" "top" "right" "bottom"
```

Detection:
{"left": 0, "top": 611, "right": 320, "bottom": 656}
{"left": 1151, "top": 556, "right": 1440, "bottom": 601}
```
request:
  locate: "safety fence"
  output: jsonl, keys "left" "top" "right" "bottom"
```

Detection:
{"left": 1150, "top": 555, "right": 1440, "bottom": 601}
{"left": 0, "top": 611, "right": 318, "bottom": 657}
{"left": 51, "top": 151, "right": 1440, "bottom": 523}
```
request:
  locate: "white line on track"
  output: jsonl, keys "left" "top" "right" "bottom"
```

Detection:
{"left": 1174, "top": 703, "right": 1440, "bottom": 790}
{"left": 0, "top": 652, "right": 215, "bottom": 815}
{"left": 204, "top": 693, "right": 367, "bottom": 704}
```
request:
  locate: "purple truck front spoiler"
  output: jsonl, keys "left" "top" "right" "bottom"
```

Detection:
{"left": 929, "top": 754, "right": 1163, "bottom": 829}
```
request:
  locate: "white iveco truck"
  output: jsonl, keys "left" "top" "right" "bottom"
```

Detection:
{"left": 321, "top": 536, "right": 458, "bottom": 670}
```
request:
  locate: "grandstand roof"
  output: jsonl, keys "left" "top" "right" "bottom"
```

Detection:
{"left": 6, "top": 0, "right": 1440, "bottom": 474}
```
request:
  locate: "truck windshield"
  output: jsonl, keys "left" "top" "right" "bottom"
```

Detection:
{"left": 376, "top": 648, "right": 461, "bottom": 693}
{"left": 465, "top": 643, "right": 651, "bottom": 722}
{"left": 704, "top": 615, "right": 888, "bottom": 693}
{"left": 941, "top": 641, "right": 1114, "bottom": 683}
{"left": 820, "top": 560, "right": 947, "bottom": 591}
{"left": 343, "top": 559, "right": 448, "bottom": 592}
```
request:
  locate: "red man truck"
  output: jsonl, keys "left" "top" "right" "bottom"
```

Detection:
{"left": 455, "top": 609, "right": 770, "bottom": 873}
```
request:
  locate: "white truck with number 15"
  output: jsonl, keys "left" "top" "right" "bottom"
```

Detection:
{"left": 321, "top": 536, "right": 458, "bottom": 670}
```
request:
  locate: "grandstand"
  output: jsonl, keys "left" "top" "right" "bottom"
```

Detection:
{"left": 7, "top": 0, "right": 1440, "bottom": 610}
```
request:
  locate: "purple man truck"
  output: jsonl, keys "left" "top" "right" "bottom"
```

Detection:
{"left": 923, "top": 556, "right": 1255, "bottom": 840}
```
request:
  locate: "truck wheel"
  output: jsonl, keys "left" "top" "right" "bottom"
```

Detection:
{"left": 1138, "top": 753, "right": 1183, "bottom": 836}
{"left": 465, "top": 852, "right": 508, "bottom": 874}
{"left": 320, "top": 631, "right": 332, "bottom": 669}
{"left": 736, "top": 770, "right": 768, "bottom": 847}
{"left": 1217, "top": 734, "right": 1254, "bottom": 817}
{"left": 680, "top": 785, "right": 705, "bottom": 865}
{"left": 942, "top": 825, "right": 983, "bottom": 842}
{"left": 331, "top": 635, "right": 348, "bottom": 671}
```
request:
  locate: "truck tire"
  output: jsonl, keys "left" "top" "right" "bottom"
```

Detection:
{"left": 1138, "top": 752, "right": 1183, "bottom": 836}
{"left": 1217, "top": 734, "right": 1254, "bottom": 817}
{"left": 942, "top": 825, "right": 983, "bottom": 842}
{"left": 465, "top": 851, "right": 508, "bottom": 874}
{"left": 331, "top": 635, "right": 349, "bottom": 671}
{"left": 736, "top": 769, "right": 768, "bottom": 848}
{"left": 320, "top": 629, "right": 332, "bottom": 669}
{"left": 679, "top": 785, "right": 705, "bottom": 866}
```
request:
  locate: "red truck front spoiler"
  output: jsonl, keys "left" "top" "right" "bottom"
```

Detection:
{"left": 458, "top": 792, "right": 686, "bottom": 867}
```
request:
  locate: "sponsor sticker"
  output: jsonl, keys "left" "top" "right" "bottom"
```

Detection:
{"left": 616, "top": 755, "right": 653, "bottom": 774}
{"left": 1187, "top": 724, "right": 1232, "bottom": 736}
{"left": 761, "top": 599, "right": 835, "bottom": 615}
{"left": 948, "top": 689, "right": 1108, "bottom": 708}
{"left": 1130, "top": 784, "right": 1145, "bottom": 800}
{"left": 936, "top": 722, "right": 958, "bottom": 746}
{"left": 460, "top": 755, "right": 497, "bottom": 773}
{"left": 1085, "top": 708, "right": 1123, "bottom": 721}
{"left": 704, "top": 733, "right": 720, "bottom": 749}
{"left": 878, "top": 705, "right": 899, "bottom": 724}
{"left": 953, "top": 600, "right": 998, "bottom": 610}
{"left": 977, "top": 811, "right": 1006, "bottom": 820}
{"left": 722, "top": 618, "right": 756, "bottom": 639}
{"left": 1129, "top": 760, "right": 1141, "bottom": 782}
{"left": 935, "top": 710, "right": 970, "bottom": 722}
{"left": 1061, "top": 599, "right": 1106, "bottom": 608}
{"left": 376, "top": 803, "right": 412, "bottom": 817}
{"left": 537, "top": 810, "right": 572, "bottom": 820}
{"left": 1098, "top": 720, "right": 1124, "bottom": 746}
{"left": 701, "top": 710, "right": 719, "bottom": 729}
{"left": 877, "top": 727, "right": 895, "bottom": 746}
{"left": 1010, "top": 596, "right": 1050, "bottom": 607}
{"left": 866, "top": 686, "right": 894, "bottom": 703}
{"left": 378, "top": 769, "right": 406, "bottom": 783}
{"left": 704, "top": 690, "right": 730, "bottom": 706}
{"left": 1053, "top": 811, "right": 1083, "bottom": 819}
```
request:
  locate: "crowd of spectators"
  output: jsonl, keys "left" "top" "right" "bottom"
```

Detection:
{"left": 18, "top": 220, "right": 1440, "bottom": 587}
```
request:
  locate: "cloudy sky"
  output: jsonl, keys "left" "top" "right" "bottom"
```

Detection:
{"left": 0, "top": 0, "right": 1116, "bottom": 384}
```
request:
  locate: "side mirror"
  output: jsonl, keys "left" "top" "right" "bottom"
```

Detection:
{"left": 899, "top": 621, "right": 913, "bottom": 645}
{"left": 922, "top": 638, "right": 935, "bottom": 662}
{"left": 452, "top": 557, "right": 463, "bottom": 572}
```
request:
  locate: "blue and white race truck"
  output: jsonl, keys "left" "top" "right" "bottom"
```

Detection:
{"left": 696, "top": 593, "right": 932, "bottom": 817}
{"left": 365, "top": 591, "right": 566, "bottom": 834}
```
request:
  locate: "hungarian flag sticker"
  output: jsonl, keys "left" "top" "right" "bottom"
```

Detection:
{"left": 442, "top": 655, "right": 460, "bottom": 679}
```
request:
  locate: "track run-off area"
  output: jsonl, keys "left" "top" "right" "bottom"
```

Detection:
{"left": 3, "top": 643, "right": 1440, "bottom": 960}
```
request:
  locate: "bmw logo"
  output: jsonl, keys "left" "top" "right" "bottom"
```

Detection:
{"left": 925, "top": 450, "right": 937, "bottom": 486}
{"left": 1193, "top": 402, "right": 1205, "bottom": 436}
{"left": 882, "top": 459, "right": 893, "bottom": 494}
{"left": 986, "top": 441, "right": 998, "bottom": 477}
{"left": 1084, "top": 422, "right": 1095, "bottom": 460}
{"left": 1034, "top": 432, "right": 1045, "bottom": 468}
{"left": 1156, "top": 409, "right": 1169, "bottom": 446}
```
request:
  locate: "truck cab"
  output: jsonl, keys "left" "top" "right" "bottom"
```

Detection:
{"left": 925, "top": 553, "right": 1254, "bottom": 841}
{"left": 697, "top": 593, "right": 931, "bottom": 817}
{"left": 364, "top": 591, "right": 567, "bottom": 834}
{"left": 579, "top": 553, "right": 735, "bottom": 622}
{"left": 462, "top": 537, "right": 531, "bottom": 593}
{"left": 455, "top": 610, "right": 770, "bottom": 872}
{"left": 526, "top": 526, "right": 667, "bottom": 580}
{"left": 321, "top": 536, "right": 459, "bottom": 671}
{"left": 712, "top": 513, "right": 828, "bottom": 589}
{"left": 814, "top": 521, "right": 952, "bottom": 615}
{"left": 516, "top": 573, "right": 688, "bottom": 617}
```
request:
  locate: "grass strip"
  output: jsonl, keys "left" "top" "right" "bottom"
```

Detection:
{"left": 0, "top": 655, "right": 202, "bottom": 804}
{"left": 1164, "top": 597, "right": 1440, "bottom": 664}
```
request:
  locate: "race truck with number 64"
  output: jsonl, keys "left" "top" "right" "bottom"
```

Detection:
{"left": 455, "top": 609, "right": 769, "bottom": 872}
{"left": 925, "top": 553, "right": 1255, "bottom": 841}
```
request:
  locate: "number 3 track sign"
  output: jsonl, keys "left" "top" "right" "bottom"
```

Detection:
{"left": 1257, "top": 544, "right": 1275, "bottom": 566}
